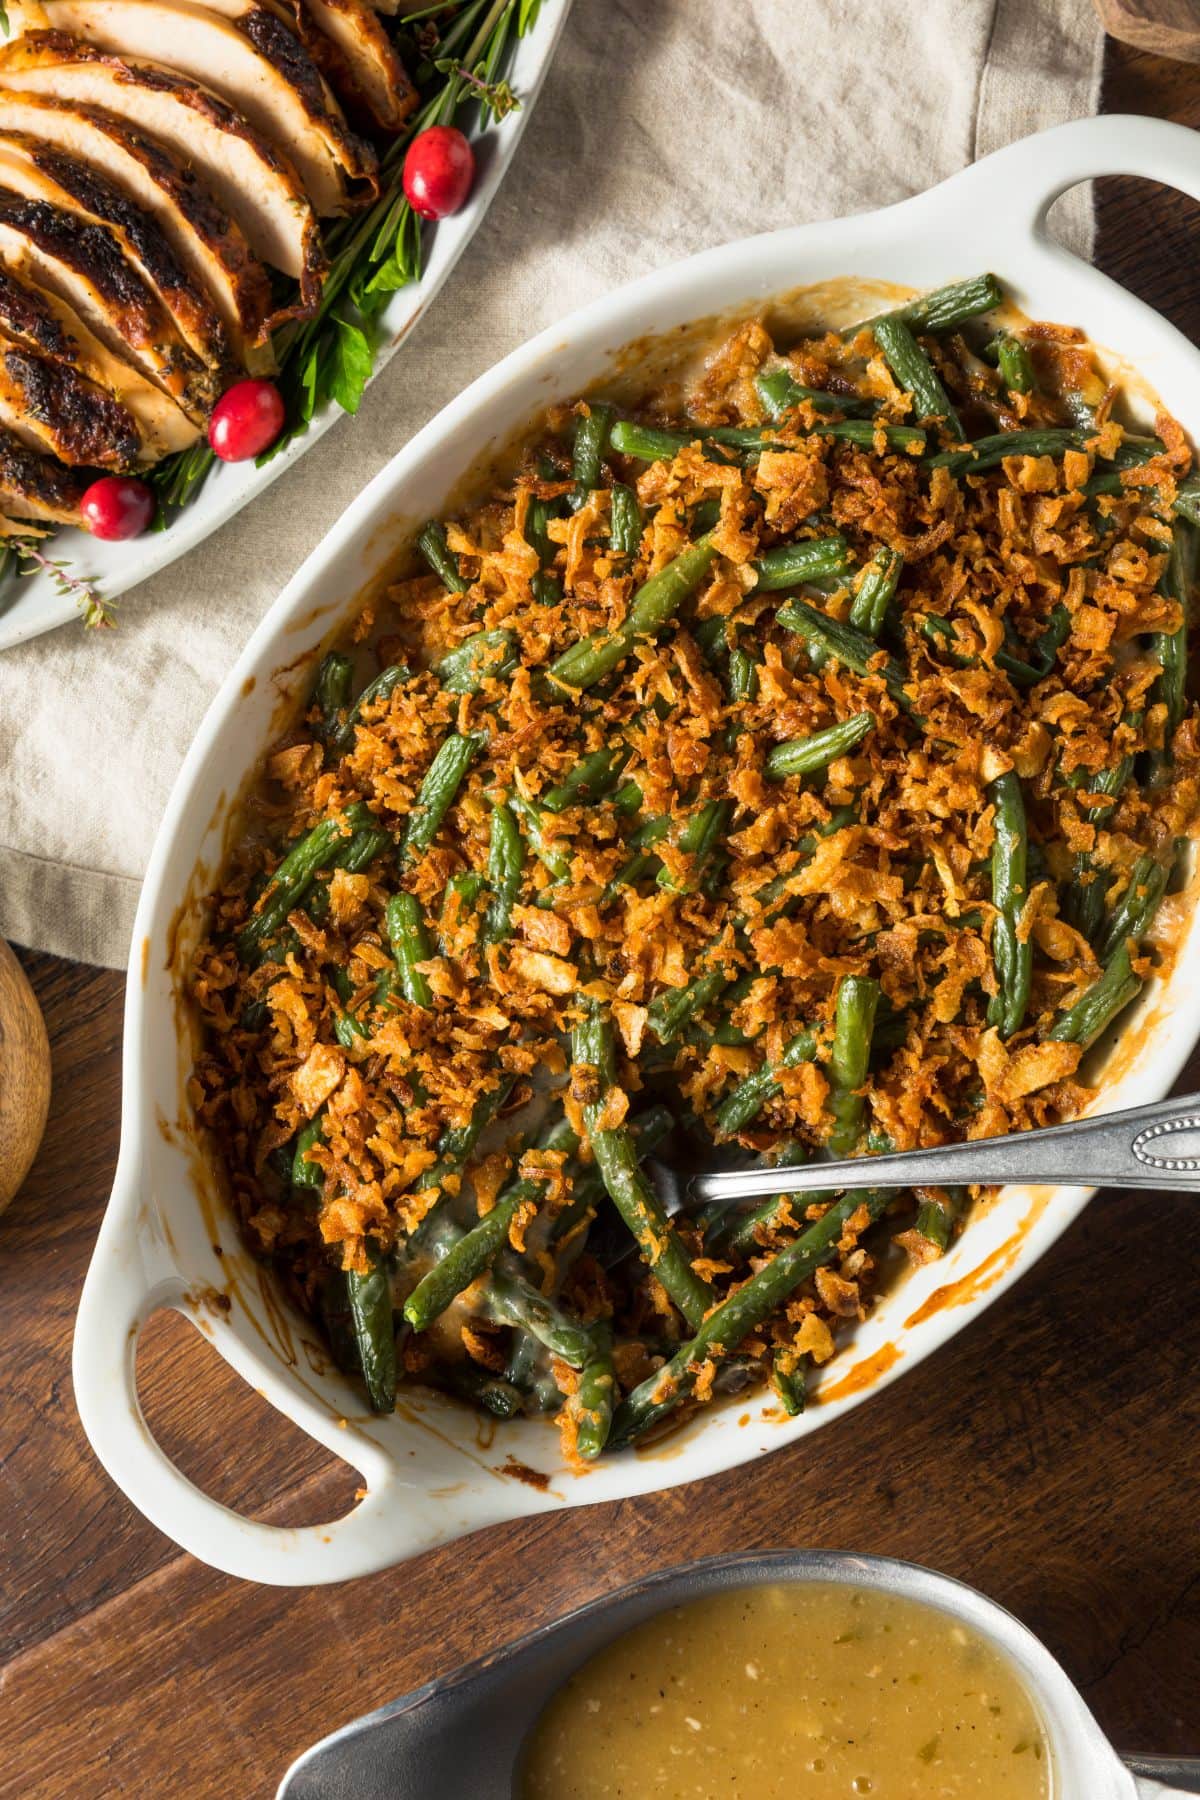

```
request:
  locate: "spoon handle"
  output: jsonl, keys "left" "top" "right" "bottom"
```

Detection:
{"left": 1124, "top": 1754, "right": 1200, "bottom": 1796}
{"left": 690, "top": 1089, "right": 1200, "bottom": 1206}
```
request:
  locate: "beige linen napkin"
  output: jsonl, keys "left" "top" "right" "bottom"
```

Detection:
{"left": 0, "top": 0, "right": 1104, "bottom": 968}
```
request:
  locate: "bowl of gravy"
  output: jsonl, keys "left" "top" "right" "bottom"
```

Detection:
{"left": 277, "top": 1551, "right": 1199, "bottom": 1799}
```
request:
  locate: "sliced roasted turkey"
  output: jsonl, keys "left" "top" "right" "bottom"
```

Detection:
{"left": 0, "top": 192, "right": 218, "bottom": 421}
{"left": 0, "top": 131, "right": 238, "bottom": 388}
{"left": 202, "top": 0, "right": 417, "bottom": 135}
{"left": 0, "top": 264, "right": 199, "bottom": 459}
{"left": 0, "top": 329, "right": 147, "bottom": 467}
{"left": 0, "top": 425, "right": 88, "bottom": 525}
{"left": 0, "top": 92, "right": 274, "bottom": 364}
{"left": 0, "top": 35, "right": 327, "bottom": 303}
{"left": 12, "top": 0, "right": 378, "bottom": 215}
{"left": 279, "top": 0, "right": 416, "bottom": 134}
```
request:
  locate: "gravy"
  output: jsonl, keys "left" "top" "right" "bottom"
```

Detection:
{"left": 518, "top": 1581, "right": 1050, "bottom": 1798}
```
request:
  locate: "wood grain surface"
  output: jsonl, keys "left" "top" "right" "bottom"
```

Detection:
{"left": 3, "top": 44, "right": 1199, "bottom": 1800}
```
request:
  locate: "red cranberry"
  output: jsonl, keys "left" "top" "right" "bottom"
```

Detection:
{"left": 403, "top": 126, "right": 475, "bottom": 220}
{"left": 208, "top": 378, "right": 285, "bottom": 462}
{"left": 80, "top": 475, "right": 156, "bottom": 540}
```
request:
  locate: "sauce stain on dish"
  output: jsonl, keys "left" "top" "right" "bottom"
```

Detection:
{"left": 905, "top": 1189, "right": 1054, "bottom": 1329}
{"left": 518, "top": 1581, "right": 1051, "bottom": 1799}
{"left": 815, "top": 1341, "right": 902, "bottom": 1406}
{"left": 500, "top": 1456, "right": 551, "bottom": 1491}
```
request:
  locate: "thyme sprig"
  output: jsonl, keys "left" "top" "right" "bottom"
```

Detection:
{"left": 10, "top": 539, "right": 116, "bottom": 629}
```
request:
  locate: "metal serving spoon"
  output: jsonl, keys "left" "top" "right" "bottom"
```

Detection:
{"left": 277, "top": 1550, "right": 1200, "bottom": 1798}
{"left": 691, "top": 1088, "right": 1200, "bottom": 1208}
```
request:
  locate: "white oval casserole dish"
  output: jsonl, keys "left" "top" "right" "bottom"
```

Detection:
{"left": 74, "top": 113, "right": 1200, "bottom": 1585}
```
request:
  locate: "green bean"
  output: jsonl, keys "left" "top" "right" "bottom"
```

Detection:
{"left": 439, "top": 870, "right": 487, "bottom": 950}
{"left": 657, "top": 799, "right": 732, "bottom": 893}
{"left": 291, "top": 1115, "right": 326, "bottom": 1192}
{"left": 479, "top": 802, "right": 525, "bottom": 946}
{"left": 998, "top": 605, "right": 1070, "bottom": 687}
{"left": 331, "top": 664, "right": 410, "bottom": 756}
{"left": 328, "top": 965, "right": 370, "bottom": 1048}
{"left": 573, "top": 1332, "right": 616, "bottom": 1458}
{"left": 443, "top": 1364, "right": 524, "bottom": 1418}
{"left": 546, "top": 534, "right": 717, "bottom": 692}
{"left": 525, "top": 492, "right": 557, "bottom": 566}
{"left": 1065, "top": 720, "right": 1144, "bottom": 943}
{"left": 551, "top": 1104, "right": 676, "bottom": 1245}
{"left": 921, "top": 607, "right": 1068, "bottom": 690}
{"left": 728, "top": 645, "right": 758, "bottom": 706}
{"left": 752, "top": 535, "right": 853, "bottom": 592}
{"left": 609, "top": 481, "right": 642, "bottom": 557}
{"left": 599, "top": 812, "right": 674, "bottom": 904}
{"left": 848, "top": 547, "right": 903, "bottom": 637}
{"left": 1096, "top": 853, "right": 1173, "bottom": 966}
{"left": 510, "top": 790, "right": 573, "bottom": 882}
{"left": 777, "top": 599, "right": 913, "bottom": 711}
{"left": 825, "top": 975, "right": 879, "bottom": 1155}
{"left": 505, "top": 1327, "right": 541, "bottom": 1389}
{"left": 346, "top": 1249, "right": 396, "bottom": 1412}
{"left": 484, "top": 1267, "right": 594, "bottom": 1367}
{"left": 1174, "top": 472, "right": 1200, "bottom": 528}
{"left": 417, "top": 519, "right": 469, "bottom": 593}
{"left": 715, "top": 1169, "right": 828, "bottom": 1264}
{"left": 988, "top": 332, "right": 1036, "bottom": 395}
{"left": 986, "top": 773, "right": 1032, "bottom": 1040}
{"left": 927, "top": 429, "right": 1079, "bottom": 477}
{"left": 817, "top": 420, "right": 926, "bottom": 452}
{"left": 237, "top": 803, "right": 376, "bottom": 959}
{"left": 570, "top": 401, "right": 614, "bottom": 509}
{"left": 1145, "top": 522, "right": 1196, "bottom": 785}
{"left": 434, "top": 628, "right": 518, "bottom": 696}
{"left": 543, "top": 745, "right": 632, "bottom": 813}
{"left": 609, "top": 421, "right": 701, "bottom": 463}
{"left": 572, "top": 1005, "right": 713, "bottom": 1328}
{"left": 872, "top": 315, "right": 962, "bottom": 438}
{"left": 399, "top": 732, "right": 485, "bottom": 866}
{"left": 765, "top": 711, "right": 874, "bottom": 780}
{"left": 1047, "top": 944, "right": 1142, "bottom": 1048}
{"left": 649, "top": 966, "right": 736, "bottom": 1045}
{"left": 755, "top": 368, "right": 873, "bottom": 419}
{"left": 609, "top": 1189, "right": 891, "bottom": 1448}
{"left": 911, "top": 1185, "right": 964, "bottom": 1255}
{"left": 312, "top": 652, "right": 353, "bottom": 741}
{"left": 1064, "top": 854, "right": 1110, "bottom": 947}
{"left": 411, "top": 1072, "right": 519, "bottom": 1245}
{"left": 612, "top": 416, "right": 924, "bottom": 463}
{"left": 848, "top": 274, "right": 1003, "bottom": 338}
{"left": 525, "top": 491, "right": 562, "bottom": 605}
{"left": 404, "top": 1173, "right": 545, "bottom": 1331}
{"left": 385, "top": 892, "right": 433, "bottom": 1008}
{"left": 770, "top": 1349, "right": 806, "bottom": 1416}
{"left": 715, "top": 1028, "right": 819, "bottom": 1138}
{"left": 306, "top": 818, "right": 393, "bottom": 926}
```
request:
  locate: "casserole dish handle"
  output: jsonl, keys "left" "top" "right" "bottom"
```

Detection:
{"left": 72, "top": 1160, "right": 404, "bottom": 1586}
{"left": 943, "top": 112, "right": 1200, "bottom": 242}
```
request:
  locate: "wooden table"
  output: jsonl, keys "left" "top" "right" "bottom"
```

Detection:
{"left": 4, "top": 43, "right": 1200, "bottom": 1800}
